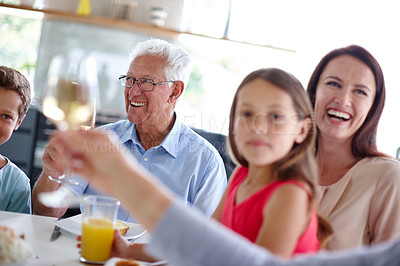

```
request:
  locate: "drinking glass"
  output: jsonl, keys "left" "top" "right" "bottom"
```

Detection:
{"left": 41, "top": 51, "right": 99, "bottom": 186}
{"left": 80, "top": 195, "right": 120, "bottom": 264}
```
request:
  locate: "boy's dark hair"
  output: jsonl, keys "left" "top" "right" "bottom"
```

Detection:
{"left": 0, "top": 66, "right": 31, "bottom": 119}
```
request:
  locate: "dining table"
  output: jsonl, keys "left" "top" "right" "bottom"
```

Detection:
{"left": 0, "top": 210, "right": 84, "bottom": 265}
{"left": 0, "top": 210, "right": 159, "bottom": 265}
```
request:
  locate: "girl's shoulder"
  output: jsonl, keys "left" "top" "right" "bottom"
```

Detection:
{"left": 262, "top": 180, "right": 313, "bottom": 215}
{"left": 271, "top": 180, "right": 313, "bottom": 199}
{"left": 272, "top": 179, "right": 308, "bottom": 189}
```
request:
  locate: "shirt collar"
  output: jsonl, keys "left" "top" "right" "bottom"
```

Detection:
{"left": 117, "top": 121, "right": 139, "bottom": 145}
{"left": 117, "top": 113, "right": 181, "bottom": 158}
{"left": 159, "top": 113, "right": 181, "bottom": 158}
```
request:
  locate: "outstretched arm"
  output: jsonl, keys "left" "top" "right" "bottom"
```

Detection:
{"left": 51, "top": 130, "right": 400, "bottom": 266}
{"left": 147, "top": 200, "right": 400, "bottom": 266}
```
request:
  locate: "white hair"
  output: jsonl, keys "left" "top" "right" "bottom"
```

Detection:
{"left": 129, "top": 39, "right": 192, "bottom": 86}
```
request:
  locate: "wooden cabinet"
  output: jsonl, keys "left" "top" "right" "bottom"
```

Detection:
{"left": 0, "top": 2, "right": 179, "bottom": 38}
{"left": 0, "top": 2, "right": 291, "bottom": 51}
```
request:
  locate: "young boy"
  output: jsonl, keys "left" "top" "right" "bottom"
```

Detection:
{"left": 0, "top": 66, "right": 32, "bottom": 214}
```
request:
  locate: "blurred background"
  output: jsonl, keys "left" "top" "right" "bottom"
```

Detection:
{"left": 1, "top": 0, "right": 399, "bottom": 181}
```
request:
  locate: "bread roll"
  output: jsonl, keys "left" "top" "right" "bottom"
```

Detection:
{"left": 115, "top": 259, "right": 141, "bottom": 266}
{"left": 115, "top": 220, "right": 129, "bottom": 236}
{"left": 0, "top": 225, "right": 33, "bottom": 264}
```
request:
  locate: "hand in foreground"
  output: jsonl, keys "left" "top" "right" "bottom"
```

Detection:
{"left": 76, "top": 229, "right": 133, "bottom": 258}
{"left": 77, "top": 230, "right": 157, "bottom": 262}
{"left": 110, "top": 229, "right": 134, "bottom": 258}
{"left": 50, "top": 129, "right": 140, "bottom": 197}
{"left": 52, "top": 129, "right": 173, "bottom": 232}
{"left": 109, "top": 230, "right": 159, "bottom": 262}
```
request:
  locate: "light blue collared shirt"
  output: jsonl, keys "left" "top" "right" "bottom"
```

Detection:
{"left": 72, "top": 116, "right": 227, "bottom": 222}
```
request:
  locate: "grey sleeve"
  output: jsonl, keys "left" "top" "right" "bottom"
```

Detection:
{"left": 145, "top": 201, "right": 283, "bottom": 266}
{"left": 145, "top": 201, "right": 400, "bottom": 266}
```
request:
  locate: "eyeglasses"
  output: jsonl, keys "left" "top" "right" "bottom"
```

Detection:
{"left": 119, "top": 75, "right": 175, "bottom": 91}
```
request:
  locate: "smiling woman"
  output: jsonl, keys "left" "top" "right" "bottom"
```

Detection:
{"left": 313, "top": 55, "right": 376, "bottom": 145}
{"left": 307, "top": 45, "right": 400, "bottom": 251}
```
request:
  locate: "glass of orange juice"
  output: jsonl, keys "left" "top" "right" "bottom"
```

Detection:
{"left": 80, "top": 195, "right": 120, "bottom": 264}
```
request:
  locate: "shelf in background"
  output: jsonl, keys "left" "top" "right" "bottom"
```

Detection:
{"left": 0, "top": 3, "right": 295, "bottom": 52}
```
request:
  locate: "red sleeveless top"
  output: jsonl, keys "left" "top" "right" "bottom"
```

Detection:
{"left": 221, "top": 166, "right": 320, "bottom": 256}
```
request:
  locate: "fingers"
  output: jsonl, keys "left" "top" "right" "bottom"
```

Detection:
{"left": 53, "top": 130, "right": 128, "bottom": 175}
{"left": 76, "top": 235, "right": 81, "bottom": 249}
{"left": 110, "top": 228, "right": 132, "bottom": 258}
{"left": 50, "top": 130, "right": 134, "bottom": 195}
{"left": 58, "top": 129, "right": 122, "bottom": 155}
{"left": 114, "top": 229, "right": 125, "bottom": 242}
{"left": 113, "top": 229, "right": 123, "bottom": 243}
{"left": 113, "top": 229, "right": 130, "bottom": 247}
{"left": 42, "top": 138, "right": 68, "bottom": 177}
{"left": 50, "top": 131, "right": 94, "bottom": 178}
{"left": 53, "top": 129, "right": 105, "bottom": 152}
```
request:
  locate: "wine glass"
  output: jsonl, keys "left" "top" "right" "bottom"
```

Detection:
{"left": 41, "top": 51, "right": 99, "bottom": 186}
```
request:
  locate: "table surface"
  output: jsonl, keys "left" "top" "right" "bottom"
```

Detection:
{"left": 0, "top": 211, "right": 159, "bottom": 265}
{"left": 0, "top": 211, "right": 170, "bottom": 266}
{"left": 0, "top": 210, "right": 84, "bottom": 265}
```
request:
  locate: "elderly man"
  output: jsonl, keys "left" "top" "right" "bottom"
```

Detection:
{"left": 32, "top": 39, "right": 227, "bottom": 221}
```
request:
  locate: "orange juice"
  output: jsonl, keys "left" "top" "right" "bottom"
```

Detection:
{"left": 81, "top": 218, "right": 114, "bottom": 262}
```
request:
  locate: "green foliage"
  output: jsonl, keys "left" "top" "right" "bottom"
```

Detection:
{"left": 186, "top": 65, "right": 203, "bottom": 92}
{"left": 184, "top": 64, "right": 205, "bottom": 108}
{"left": 0, "top": 13, "right": 42, "bottom": 77}
{"left": 2, "top": 0, "right": 20, "bottom": 4}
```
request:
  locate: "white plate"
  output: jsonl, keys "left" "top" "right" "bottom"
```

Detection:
{"left": 105, "top": 257, "right": 167, "bottom": 266}
{"left": 55, "top": 214, "right": 147, "bottom": 240}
